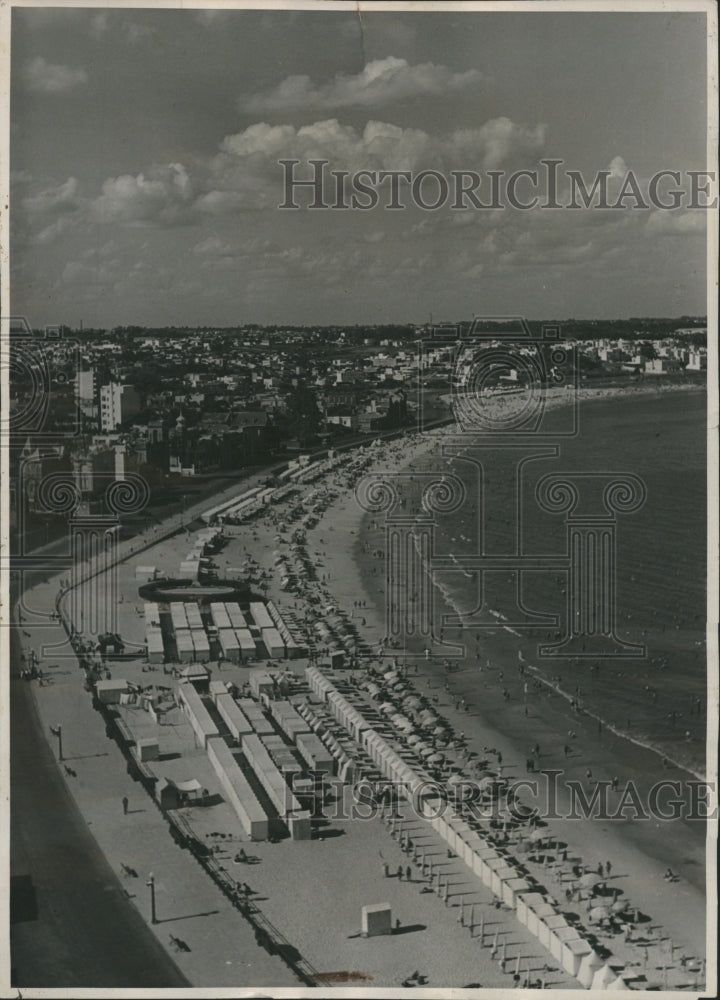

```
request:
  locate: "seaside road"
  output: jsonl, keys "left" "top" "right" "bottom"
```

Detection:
{"left": 9, "top": 649, "right": 190, "bottom": 989}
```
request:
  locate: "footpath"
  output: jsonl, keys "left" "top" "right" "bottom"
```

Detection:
{"left": 13, "top": 476, "right": 300, "bottom": 989}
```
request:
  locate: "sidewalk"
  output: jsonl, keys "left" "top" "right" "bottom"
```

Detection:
{"left": 13, "top": 477, "right": 303, "bottom": 988}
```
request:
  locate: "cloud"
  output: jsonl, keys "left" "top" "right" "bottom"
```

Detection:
{"left": 21, "top": 177, "right": 84, "bottom": 245}
{"left": 22, "top": 56, "right": 88, "bottom": 94}
{"left": 22, "top": 176, "right": 81, "bottom": 216}
{"left": 90, "top": 164, "right": 196, "bottom": 226}
{"left": 645, "top": 210, "right": 706, "bottom": 236}
{"left": 192, "top": 235, "right": 237, "bottom": 258}
{"left": 240, "top": 57, "right": 482, "bottom": 113}
{"left": 217, "top": 116, "right": 546, "bottom": 182}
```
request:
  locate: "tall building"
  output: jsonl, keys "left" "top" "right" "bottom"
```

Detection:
{"left": 99, "top": 382, "right": 141, "bottom": 432}
{"left": 77, "top": 367, "right": 96, "bottom": 419}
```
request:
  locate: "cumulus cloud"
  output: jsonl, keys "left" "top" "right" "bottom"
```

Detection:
{"left": 23, "top": 56, "right": 88, "bottom": 94}
{"left": 22, "top": 176, "right": 81, "bottom": 216}
{"left": 645, "top": 210, "right": 706, "bottom": 236}
{"left": 90, "top": 164, "right": 195, "bottom": 226}
{"left": 240, "top": 57, "right": 482, "bottom": 113}
{"left": 192, "top": 235, "right": 237, "bottom": 257}
{"left": 216, "top": 116, "right": 546, "bottom": 182}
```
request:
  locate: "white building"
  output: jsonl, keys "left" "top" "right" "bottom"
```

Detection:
{"left": 99, "top": 382, "right": 141, "bottom": 432}
{"left": 686, "top": 352, "right": 707, "bottom": 371}
{"left": 76, "top": 368, "right": 96, "bottom": 419}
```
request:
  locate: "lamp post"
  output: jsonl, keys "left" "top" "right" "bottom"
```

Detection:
{"left": 147, "top": 872, "right": 157, "bottom": 924}
{"left": 50, "top": 724, "right": 63, "bottom": 760}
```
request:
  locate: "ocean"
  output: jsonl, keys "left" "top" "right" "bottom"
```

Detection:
{"left": 368, "top": 388, "right": 707, "bottom": 775}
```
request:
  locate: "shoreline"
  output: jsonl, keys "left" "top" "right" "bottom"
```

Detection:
{"left": 302, "top": 381, "right": 708, "bottom": 956}
{"left": 366, "top": 379, "right": 707, "bottom": 778}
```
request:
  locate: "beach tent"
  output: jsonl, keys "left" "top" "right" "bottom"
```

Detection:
{"left": 577, "top": 949, "right": 606, "bottom": 988}
{"left": 493, "top": 865, "right": 518, "bottom": 900}
{"left": 578, "top": 872, "right": 601, "bottom": 889}
{"left": 482, "top": 855, "right": 506, "bottom": 891}
{"left": 606, "top": 974, "right": 631, "bottom": 990}
{"left": 541, "top": 912, "right": 569, "bottom": 956}
{"left": 516, "top": 892, "right": 546, "bottom": 930}
{"left": 591, "top": 963, "right": 619, "bottom": 990}
{"left": 560, "top": 935, "right": 592, "bottom": 978}
{"left": 527, "top": 900, "right": 557, "bottom": 940}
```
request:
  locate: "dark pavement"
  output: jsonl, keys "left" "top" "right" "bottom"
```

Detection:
{"left": 10, "top": 630, "right": 190, "bottom": 988}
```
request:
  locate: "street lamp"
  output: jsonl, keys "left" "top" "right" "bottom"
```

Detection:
{"left": 49, "top": 724, "right": 63, "bottom": 760}
{"left": 147, "top": 872, "right": 157, "bottom": 924}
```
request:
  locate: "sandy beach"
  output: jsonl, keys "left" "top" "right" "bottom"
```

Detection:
{"left": 291, "top": 381, "right": 710, "bottom": 967}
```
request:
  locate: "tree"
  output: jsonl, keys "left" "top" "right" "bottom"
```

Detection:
{"left": 285, "top": 385, "right": 322, "bottom": 444}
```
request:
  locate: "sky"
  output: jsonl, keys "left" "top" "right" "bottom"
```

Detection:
{"left": 8, "top": 5, "right": 712, "bottom": 328}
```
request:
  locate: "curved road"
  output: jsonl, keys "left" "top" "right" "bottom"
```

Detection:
{"left": 10, "top": 632, "right": 189, "bottom": 988}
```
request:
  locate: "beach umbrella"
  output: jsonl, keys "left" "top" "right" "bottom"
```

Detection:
{"left": 433, "top": 724, "right": 448, "bottom": 736}
{"left": 578, "top": 872, "right": 601, "bottom": 889}
{"left": 379, "top": 702, "right": 394, "bottom": 713}
{"left": 384, "top": 669, "right": 398, "bottom": 680}
{"left": 420, "top": 746, "right": 435, "bottom": 758}
{"left": 427, "top": 753, "right": 444, "bottom": 764}
{"left": 406, "top": 734, "right": 422, "bottom": 745}
{"left": 528, "top": 828, "right": 545, "bottom": 843}
{"left": 610, "top": 899, "right": 629, "bottom": 914}
{"left": 447, "top": 773, "right": 463, "bottom": 785}
{"left": 403, "top": 696, "right": 423, "bottom": 710}
{"left": 588, "top": 905, "right": 611, "bottom": 923}
{"left": 513, "top": 804, "right": 536, "bottom": 821}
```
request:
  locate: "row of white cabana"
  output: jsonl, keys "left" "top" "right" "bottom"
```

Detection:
{"left": 305, "top": 665, "right": 631, "bottom": 991}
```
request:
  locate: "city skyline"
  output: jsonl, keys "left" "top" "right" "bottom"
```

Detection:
{"left": 9, "top": 6, "right": 712, "bottom": 328}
